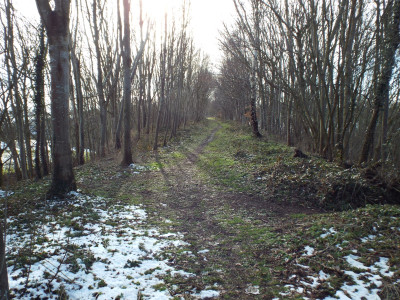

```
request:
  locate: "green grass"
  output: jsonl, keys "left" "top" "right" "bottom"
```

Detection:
{"left": 196, "top": 121, "right": 295, "bottom": 193}
{"left": 4, "top": 118, "right": 400, "bottom": 299}
{"left": 195, "top": 120, "right": 392, "bottom": 211}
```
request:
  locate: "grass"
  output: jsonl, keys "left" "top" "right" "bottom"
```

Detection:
{"left": 2, "top": 118, "right": 400, "bottom": 299}
{"left": 196, "top": 120, "right": 395, "bottom": 211}
{"left": 155, "top": 119, "right": 400, "bottom": 298}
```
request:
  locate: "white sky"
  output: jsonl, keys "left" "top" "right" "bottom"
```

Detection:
{"left": 12, "top": 0, "right": 236, "bottom": 66}
{"left": 189, "top": 0, "right": 235, "bottom": 65}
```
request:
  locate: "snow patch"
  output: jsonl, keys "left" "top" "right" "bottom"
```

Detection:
{"left": 0, "top": 190, "right": 13, "bottom": 197}
{"left": 198, "top": 249, "right": 210, "bottom": 254}
{"left": 6, "top": 193, "right": 214, "bottom": 299}
{"left": 245, "top": 284, "right": 260, "bottom": 295}
{"left": 320, "top": 227, "right": 337, "bottom": 238}
{"left": 360, "top": 235, "right": 376, "bottom": 243}
{"left": 345, "top": 254, "right": 371, "bottom": 270}
{"left": 302, "top": 246, "right": 315, "bottom": 256}
{"left": 324, "top": 270, "right": 381, "bottom": 300}
{"left": 323, "top": 255, "right": 395, "bottom": 300}
{"left": 375, "top": 257, "right": 394, "bottom": 277}
{"left": 295, "top": 264, "right": 310, "bottom": 269}
{"left": 129, "top": 163, "right": 148, "bottom": 171}
{"left": 192, "top": 289, "right": 220, "bottom": 299}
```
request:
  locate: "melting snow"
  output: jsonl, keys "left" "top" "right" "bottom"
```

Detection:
{"left": 320, "top": 227, "right": 337, "bottom": 238}
{"left": 323, "top": 270, "right": 381, "bottom": 300}
{"left": 360, "top": 235, "right": 376, "bottom": 243}
{"left": 319, "top": 270, "right": 330, "bottom": 280}
{"left": 129, "top": 163, "right": 148, "bottom": 171}
{"left": 345, "top": 254, "right": 371, "bottom": 270}
{"left": 6, "top": 192, "right": 215, "bottom": 299}
{"left": 192, "top": 290, "right": 220, "bottom": 299}
{"left": 300, "top": 270, "right": 330, "bottom": 289}
{"left": 0, "top": 189, "right": 13, "bottom": 197}
{"left": 302, "top": 246, "right": 315, "bottom": 256}
{"left": 375, "top": 257, "right": 394, "bottom": 277}
{"left": 280, "top": 284, "right": 304, "bottom": 296}
{"left": 245, "top": 284, "right": 260, "bottom": 295}
{"left": 198, "top": 249, "right": 210, "bottom": 254}
{"left": 322, "top": 254, "right": 395, "bottom": 300}
{"left": 295, "top": 263, "right": 310, "bottom": 269}
{"left": 336, "top": 244, "right": 343, "bottom": 250}
{"left": 283, "top": 254, "right": 394, "bottom": 299}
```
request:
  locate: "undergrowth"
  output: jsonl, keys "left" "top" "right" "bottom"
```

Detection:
{"left": 197, "top": 120, "right": 399, "bottom": 211}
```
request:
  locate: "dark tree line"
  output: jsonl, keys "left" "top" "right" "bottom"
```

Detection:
{"left": 0, "top": 0, "right": 214, "bottom": 191}
{"left": 0, "top": 0, "right": 214, "bottom": 294}
{"left": 215, "top": 0, "right": 400, "bottom": 169}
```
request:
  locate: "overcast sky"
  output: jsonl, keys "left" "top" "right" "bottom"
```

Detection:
{"left": 13, "top": 0, "right": 236, "bottom": 67}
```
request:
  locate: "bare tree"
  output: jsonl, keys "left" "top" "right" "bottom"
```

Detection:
{"left": 70, "top": 21, "right": 85, "bottom": 166}
{"left": 4, "top": 0, "right": 28, "bottom": 180}
{"left": 91, "top": 0, "right": 107, "bottom": 157}
{"left": 217, "top": 0, "right": 400, "bottom": 168}
{"left": 360, "top": 0, "right": 400, "bottom": 164}
{"left": 153, "top": 14, "right": 168, "bottom": 151}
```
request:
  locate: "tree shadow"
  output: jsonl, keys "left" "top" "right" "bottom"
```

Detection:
{"left": 155, "top": 152, "right": 171, "bottom": 187}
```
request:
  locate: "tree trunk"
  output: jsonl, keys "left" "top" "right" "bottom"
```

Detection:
{"left": 115, "top": 102, "right": 123, "bottom": 149}
{"left": 6, "top": 135, "right": 22, "bottom": 181}
{"left": 40, "top": 104, "right": 49, "bottom": 176}
{"left": 121, "top": 0, "right": 133, "bottom": 166}
{"left": 48, "top": 35, "right": 76, "bottom": 195}
{"left": 146, "top": 65, "right": 153, "bottom": 135}
{"left": 154, "top": 15, "right": 167, "bottom": 151}
{"left": 359, "top": 0, "right": 400, "bottom": 164}
{"left": 71, "top": 51, "right": 85, "bottom": 165}
{"left": 380, "top": 85, "right": 389, "bottom": 161}
{"left": 23, "top": 90, "right": 34, "bottom": 177}
{"left": 36, "top": 0, "right": 76, "bottom": 197}
{"left": 0, "top": 223, "right": 9, "bottom": 300}
{"left": 250, "top": 62, "right": 262, "bottom": 138}
{"left": 34, "top": 25, "right": 46, "bottom": 179}
{"left": 93, "top": 0, "right": 107, "bottom": 157}
{"left": 77, "top": 61, "right": 85, "bottom": 166}
{"left": 5, "top": 0, "right": 28, "bottom": 180}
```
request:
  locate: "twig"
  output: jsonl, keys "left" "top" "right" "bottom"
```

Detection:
{"left": 46, "top": 251, "right": 73, "bottom": 288}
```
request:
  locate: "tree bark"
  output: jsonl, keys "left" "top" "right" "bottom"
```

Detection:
{"left": 40, "top": 104, "right": 49, "bottom": 177}
{"left": 34, "top": 25, "right": 46, "bottom": 179}
{"left": 5, "top": 0, "right": 28, "bottom": 180}
{"left": 36, "top": 0, "right": 76, "bottom": 197}
{"left": 77, "top": 58, "right": 85, "bottom": 165}
{"left": 154, "top": 15, "right": 167, "bottom": 151}
{"left": 0, "top": 222, "right": 9, "bottom": 300}
{"left": 250, "top": 60, "right": 262, "bottom": 138}
{"left": 93, "top": 0, "right": 107, "bottom": 157}
{"left": 121, "top": 0, "right": 133, "bottom": 166}
{"left": 359, "top": 0, "right": 400, "bottom": 164}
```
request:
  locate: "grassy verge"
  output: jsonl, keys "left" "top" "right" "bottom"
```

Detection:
{"left": 190, "top": 120, "right": 400, "bottom": 298}
{"left": 197, "top": 120, "right": 396, "bottom": 211}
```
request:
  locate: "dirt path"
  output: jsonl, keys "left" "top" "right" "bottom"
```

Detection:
{"left": 120, "top": 124, "right": 319, "bottom": 299}
{"left": 6, "top": 121, "right": 399, "bottom": 299}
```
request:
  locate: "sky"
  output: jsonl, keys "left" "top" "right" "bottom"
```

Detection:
{"left": 13, "top": 0, "right": 236, "bottom": 67}
{"left": 189, "top": 0, "right": 236, "bottom": 65}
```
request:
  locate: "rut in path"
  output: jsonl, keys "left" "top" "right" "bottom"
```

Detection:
{"left": 153, "top": 125, "right": 317, "bottom": 226}
{"left": 134, "top": 125, "right": 318, "bottom": 297}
